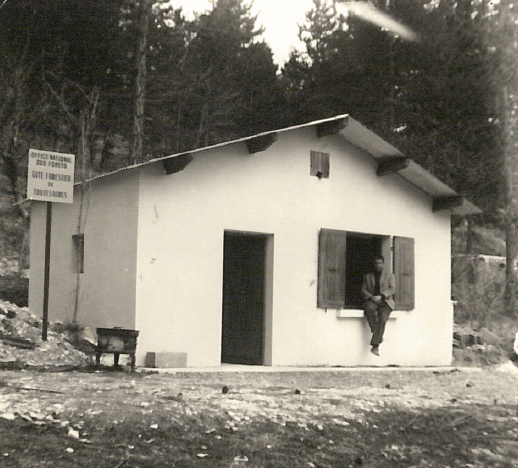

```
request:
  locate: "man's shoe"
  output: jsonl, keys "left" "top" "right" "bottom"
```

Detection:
{"left": 370, "top": 346, "right": 380, "bottom": 356}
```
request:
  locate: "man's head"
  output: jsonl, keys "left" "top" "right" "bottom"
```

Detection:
{"left": 373, "top": 255, "right": 385, "bottom": 273}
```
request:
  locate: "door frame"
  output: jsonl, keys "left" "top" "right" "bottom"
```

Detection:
{"left": 221, "top": 230, "right": 274, "bottom": 366}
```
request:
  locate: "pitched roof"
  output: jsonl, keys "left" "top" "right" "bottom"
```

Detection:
{"left": 82, "top": 114, "right": 480, "bottom": 216}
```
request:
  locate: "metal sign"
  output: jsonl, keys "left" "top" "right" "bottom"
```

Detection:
{"left": 27, "top": 149, "right": 75, "bottom": 203}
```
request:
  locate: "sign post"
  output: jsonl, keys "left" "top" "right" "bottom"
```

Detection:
{"left": 27, "top": 149, "right": 75, "bottom": 340}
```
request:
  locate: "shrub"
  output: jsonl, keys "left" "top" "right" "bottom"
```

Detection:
{"left": 0, "top": 276, "right": 29, "bottom": 307}
{"left": 452, "top": 255, "right": 505, "bottom": 330}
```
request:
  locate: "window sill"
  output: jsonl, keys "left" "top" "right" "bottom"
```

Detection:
{"left": 335, "top": 309, "right": 410, "bottom": 319}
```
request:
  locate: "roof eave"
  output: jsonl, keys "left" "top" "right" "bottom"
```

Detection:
{"left": 336, "top": 118, "right": 481, "bottom": 216}
{"left": 41, "top": 114, "right": 480, "bottom": 216}
{"left": 451, "top": 199, "right": 482, "bottom": 216}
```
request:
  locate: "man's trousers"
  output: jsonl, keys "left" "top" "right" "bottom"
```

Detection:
{"left": 364, "top": 301, "right": 392, "bottom": 346}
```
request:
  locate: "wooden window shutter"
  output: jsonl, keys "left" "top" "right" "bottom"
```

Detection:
{"left": 318, "top": 229, "right": 347, "bottom": 308}
{"left": 394, "top": 236, "right": 415, "bottom": 310}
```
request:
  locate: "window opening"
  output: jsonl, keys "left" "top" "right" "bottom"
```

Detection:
{"left": 344, "top": 234, "right": 383, "bottom": 309}
{"left": 318, "top": 229, "right": 414, "bottom": 310}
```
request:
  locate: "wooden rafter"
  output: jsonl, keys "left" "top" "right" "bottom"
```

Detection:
{"left": 432, "top": 196, "right": 463, "bottom": 212}
{"left": 162, "top": 154, "right": 193, "bottom": 175}
{"left": 316, "top": 118, "right": 347, "bottom": 137}
{"left": 246, "top": 133, "right": 278, "bottom": 154}
{"left": 376, "top": 157, "right": 410, "bottom": 176}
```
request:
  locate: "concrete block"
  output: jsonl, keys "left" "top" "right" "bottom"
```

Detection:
{"left": 145, "top": 352, "right": 188, "bottom": 368}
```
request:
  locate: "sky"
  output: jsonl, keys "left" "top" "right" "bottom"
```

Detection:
{"left": 167, "top": 0, "right": 315, "bottom": 65}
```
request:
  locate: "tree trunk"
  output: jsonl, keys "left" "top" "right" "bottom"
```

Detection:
{"left": 130, "top": 0, "right": 150, "bottom": 165}
{"left": 502, "top": 84, "right": 518, "bottom": 318}
{"left": 503, "top": 113, "right": 517, "bottom": 317}
{"left": 504, "top": 217, "right": 517, "bottom": 317}
{"left": 465, "top": 217, "right": 474, "bottom": 254}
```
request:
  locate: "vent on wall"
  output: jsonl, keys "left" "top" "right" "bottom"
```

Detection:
{"left": 310, "top": 151, "right": 330, "bottom": 178}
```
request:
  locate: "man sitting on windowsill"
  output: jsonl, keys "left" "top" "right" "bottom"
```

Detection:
{"left": 361, "top": 255, "right": 396, "bottom": 356}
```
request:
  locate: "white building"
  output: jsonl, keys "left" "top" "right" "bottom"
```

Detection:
{"left": 29, "top": 115, "right": 479, "bottom": 368}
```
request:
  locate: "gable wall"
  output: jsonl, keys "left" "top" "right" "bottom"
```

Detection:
{"left": 134, "top": 127, "right": 453, "bottom": 367}
{"left": 29, "top": 170, "right": 140, "bottom": 332}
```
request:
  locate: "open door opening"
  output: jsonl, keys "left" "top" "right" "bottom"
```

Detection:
{"left": 221, "top": 231, "right": 271, "bottom": 365}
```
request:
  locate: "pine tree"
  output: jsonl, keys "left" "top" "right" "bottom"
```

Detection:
{"left": 146, "top": 0, "right": 280, "bottom": 154}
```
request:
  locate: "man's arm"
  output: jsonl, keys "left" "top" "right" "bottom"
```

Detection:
{"left": 361, "top": 274, "right": 371, "bottom": 300}
{"left": 381, "top": 272, "right": 396, "bottom": 300}
{"left": 362, "top": 274, "right": 380, "bottom": 302}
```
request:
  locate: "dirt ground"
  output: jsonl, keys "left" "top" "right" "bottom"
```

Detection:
{"left": 0, "top": 365, "right": 517, "bottom": 468}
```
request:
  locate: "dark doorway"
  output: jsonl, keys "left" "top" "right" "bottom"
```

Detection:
{"left": 221, "top": 232, "right": 267, "bottom": 365}
{"left": 345, "top": 234, "right": 382, "bottom": 308}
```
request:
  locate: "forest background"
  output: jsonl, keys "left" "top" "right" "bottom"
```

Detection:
{"left": 0, "top": 0, "right": 517, "bottom": 346}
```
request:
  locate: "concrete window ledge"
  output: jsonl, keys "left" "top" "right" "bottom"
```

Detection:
{"left": 335, "top": 309, "right": 410, "bottom": 319}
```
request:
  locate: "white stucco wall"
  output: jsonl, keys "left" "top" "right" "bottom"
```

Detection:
{"left": 134, "top": 127, "right": 453, "bottom": 367}
{"left": 29, "top": 170, "right": 140, "bottom": 332}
